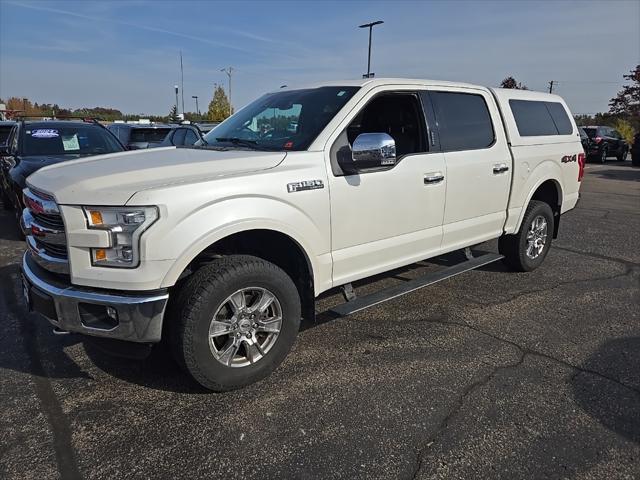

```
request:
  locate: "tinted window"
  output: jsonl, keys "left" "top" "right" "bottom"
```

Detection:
{"left": 430, "top": 91, "right": 494, "bottom": 151}
{"left": 0, "top": 125, "right": 13, "bottom": 144}
{"left": 509, "top": 100, "right": 557, "bottom": 136}
{"left": 510, "top": 100, "right": 574, "bottom": 136}
{"left": 582, "top": 127, "right": 596, "bottom": 138}
{"left": 184, "top": 129, "right": 199, "bottom": 145}
{"left": 171, "top": 128, "right": 186, "bottom": 145}
{"left": 129, "top": 128, "right": 172, "bottom": 144}
{"left": 545, "top": 102, "right": 573, "bottom": 135}
{"left": 22, "top": 124, "right": 124, "bottom": 156}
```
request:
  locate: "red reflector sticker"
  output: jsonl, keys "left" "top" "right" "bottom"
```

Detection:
{"left": 283, "top": 141, "right": 293, "bottom": 149}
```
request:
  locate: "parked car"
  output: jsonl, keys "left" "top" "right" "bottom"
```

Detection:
{"left": 158, "top": 124, "right": 204, "bottom": 147}
{"left": 21, "top": 79, "right": 584, "bottom": 391}
{"left": 195, "top": 122, "right": 220, "bottom": 134}
{"left": 107, "top": 123, "right": 173, "bottom": 150}
{"left": 0, "top": 120, "right": 16, "bottom": 146}
{"left": 579, "top": 127, "right": 591, "bottom": 153}
{"left": 581, "top": 126, "right": 628, "bottom": 162}
{"left": 632, "top": 132, "right": 640, "bottom": 167}
{"left": 0, "top": 119, "right": 124, "bottom": 221}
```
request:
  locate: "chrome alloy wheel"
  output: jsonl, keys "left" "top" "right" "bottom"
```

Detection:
{"left": 208, "top": 287, "right": 283, "bottom": 368}
{"left": 525, "top": 215, "right": 548, "bottom": 259}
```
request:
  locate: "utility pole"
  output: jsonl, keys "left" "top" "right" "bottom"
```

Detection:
{"left": 192, "top": 95, "right": 199, "bottom": 116}
{"left": 180, "top": 51, "right": 185, "bottom": 116}
{"left": 548, "top": 80, "right": 555, "bottom": 94}
{"left": 359, "top": 20, "right": 384, "bottom": 78}
{"left": 220, "top": 67, "right": 234, "bottom": 116}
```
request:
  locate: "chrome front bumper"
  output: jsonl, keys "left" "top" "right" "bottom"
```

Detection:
{"left": 21, "top": 252, "right": 168, "bottom": 343}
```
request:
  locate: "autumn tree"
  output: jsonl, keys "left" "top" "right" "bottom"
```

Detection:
{"left": 207, "top": 85, "right": 231, "bottom": 122}
{"left": 500, "top": 76, "right": 528, "bottom": 90}
{"left": 609, "top": 65, "right": 639, "bottom": 130}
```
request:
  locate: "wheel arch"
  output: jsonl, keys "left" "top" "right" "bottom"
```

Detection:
{"left": 515, "top": 177, "right": 563, "bottom": 238}
{"left": 164, "top": 227, "right": 317, "bottom": 322}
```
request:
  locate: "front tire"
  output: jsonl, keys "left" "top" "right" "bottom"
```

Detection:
{"left": 499, "top": 200, "right": 554, "bottom": 272}
{"left": 169, "top": 255, "right": 301, "bottom": 391}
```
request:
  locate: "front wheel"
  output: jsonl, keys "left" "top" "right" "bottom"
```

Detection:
{"left": 169, "top": 255, "right": 301, "bottom": 391}
{"left": 499, "top": 200, "right": 554, "bottom": 272}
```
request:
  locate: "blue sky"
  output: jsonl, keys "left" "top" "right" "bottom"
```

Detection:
{"left": 1, "top": 0, "right": 638, "bottom": 116}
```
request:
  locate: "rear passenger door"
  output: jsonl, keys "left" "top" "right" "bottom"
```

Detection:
{"left": 428, "top": 88, "right": 512, "bottom": 251}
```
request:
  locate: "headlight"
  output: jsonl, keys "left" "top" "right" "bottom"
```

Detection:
{"left": 83, "top": 206, "right": 158, "bottom": 268}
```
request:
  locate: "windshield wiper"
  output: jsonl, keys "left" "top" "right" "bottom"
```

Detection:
{"left": 214, "top": 137, "right": 282, "bottom": 151}
{"left": 215, "top": 137, "right": 260, "bottom": 149}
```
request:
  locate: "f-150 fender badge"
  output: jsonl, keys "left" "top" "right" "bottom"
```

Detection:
{"left": 287, "top": 180, "right": 324, "bottom": 193}
{"left": 561, "top": 154, "right": 577, "bottom": 163}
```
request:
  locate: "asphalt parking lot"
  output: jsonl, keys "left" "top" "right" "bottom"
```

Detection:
{"left": 0, "top": 162, "right": 638, "bottom": 480}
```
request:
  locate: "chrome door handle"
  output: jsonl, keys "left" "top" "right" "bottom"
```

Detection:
{"left": 493, "top": 163, "right": 509, "bottom": 174}
{"left": 424, "top": 173, "right": 444, "bottom": 184}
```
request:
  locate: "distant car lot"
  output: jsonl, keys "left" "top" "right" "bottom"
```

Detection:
{"left": 0, "top": 160, "right": 637, "bottom": 479}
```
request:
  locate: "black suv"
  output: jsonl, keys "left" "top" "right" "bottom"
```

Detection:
{"left": 0, "top": 119, "right": 124, "bottom": 223}
{"left": 158, "top": 124, "right": 204, "bottom": 147}
{"left": 581, "top": 126, "right": 629, "bottom": 163}
{"left": 107, "top": 123, "right": 173, "bottom": 150}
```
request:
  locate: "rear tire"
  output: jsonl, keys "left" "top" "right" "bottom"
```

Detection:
{"left": 600, "top": 147, "right": 608, "bottom": 163}
{"left": 169, "top": 255, "right": 301, "bottom": 391}
{"left": 499, "top": 200, "right": 554, "bottom": 272}
{"left": 2, "top": 190, "right": 13, "bottom": 210}
{"left": 617, "top": 148, "right": 628, "bottom": 162}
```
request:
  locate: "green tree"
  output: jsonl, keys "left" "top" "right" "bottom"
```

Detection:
{"left": 168, "top": 105, "right": 180, "bottom": 123}
{"left": 500, "top": 76, "right": 528, "bottom": 90}
{"left": 207, "top": 85, "right": 231, "bottom": 122}
{"left": 614, "top": 118, "right": 635, "bottom": 145}
{"left": 609, "top": 65, "right": 639, "bottom": 130}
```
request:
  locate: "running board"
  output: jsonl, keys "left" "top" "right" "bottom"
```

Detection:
{"left": 329, "top": 252, "right": 504, "bottom": 317}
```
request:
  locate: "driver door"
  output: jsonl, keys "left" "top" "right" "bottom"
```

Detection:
{"left": 327, "top": 89, "right": 446, "bottom": 286}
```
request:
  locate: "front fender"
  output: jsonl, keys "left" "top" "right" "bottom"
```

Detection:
{"left": 151, "top": 196, "right": 332, "bottom": 293}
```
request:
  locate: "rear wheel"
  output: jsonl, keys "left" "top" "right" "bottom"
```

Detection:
{"left": 617, "top": 148, "right": 628, "bottom": 162}
{"left": 499, "top": 200, "right": 554, "bottom": 272}
{"left": 600, "top": 147, "right": 608, "bottom": 163}
{"left": 169, "top": 255, "right": 301, "bottom": 391}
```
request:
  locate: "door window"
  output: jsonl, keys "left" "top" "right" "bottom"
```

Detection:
{"left": 430, "top": 92, "right": 494, "bottom": 151}
{"left": 346, "top": 93, "right": 427, "bottom": 158}
{"left": 184, "top": 129, "right": 199, "bottom": 145}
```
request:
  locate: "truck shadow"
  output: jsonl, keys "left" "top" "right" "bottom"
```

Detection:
{"left": 587, "top": 168, "right": 640, "bottom": 182}
{"left": 571, "top": 336, "right": 640, "bottom": 444}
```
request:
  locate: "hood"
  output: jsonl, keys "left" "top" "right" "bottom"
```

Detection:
{"left": 11, "top": 154, "right": 84, "bottom": 189}
{"left": 26, "top": 147, "right": 286, "bottom": 205}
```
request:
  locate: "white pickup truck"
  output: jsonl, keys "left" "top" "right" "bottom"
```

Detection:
{"left": 20, "top": 78, "right": 584, "bottom": 391}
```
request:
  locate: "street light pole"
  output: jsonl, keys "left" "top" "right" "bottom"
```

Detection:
{"left": 192, "top": 95, "right": 199, "bottom": 116}
{"left": 220, "top": 67, "right": 234, "bottom": 116}
{"left": 174, "top": 85, "right": 179, "bottom": 117}
{"left": 359, "top": 20, "right": 383, "bottom": 78}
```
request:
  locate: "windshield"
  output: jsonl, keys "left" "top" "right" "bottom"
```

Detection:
{"left": 202, "top": 86, "right": 359, "bottom": 151}
{"left": 22, "top": 124, "right": 124, "bottom": 156}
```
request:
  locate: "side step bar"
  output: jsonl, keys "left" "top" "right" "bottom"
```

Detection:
{"left": 329, "top": 252, "right": 504, "bottom": 317}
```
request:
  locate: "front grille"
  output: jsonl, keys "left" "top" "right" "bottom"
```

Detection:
{"left": 34, "top": 238, "right": 68, "bottom": 258}
{"left": 32, "top": 212, "right": 65, "bottom": 230}
{"left": 23, "top": 188, "right": 69, "bottom": 274}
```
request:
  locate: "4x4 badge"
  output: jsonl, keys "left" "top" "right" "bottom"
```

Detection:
{"left": 287, "top": 180, "right": 324, "bottom": 193}
{"left": 561, "top": 154, "right": 577, "bottom": 163}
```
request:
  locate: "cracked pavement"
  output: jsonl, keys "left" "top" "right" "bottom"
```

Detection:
{"left": 1, "top": 162, "right": 638, "bottom": 479}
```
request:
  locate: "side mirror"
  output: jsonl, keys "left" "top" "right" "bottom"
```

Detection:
{"left": 338, "top": 133, "right": 396, "bottom": 174}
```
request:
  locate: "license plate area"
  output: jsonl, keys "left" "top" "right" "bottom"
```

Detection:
{"left": 24, "top": 281, "right": 59, "bottom": 322}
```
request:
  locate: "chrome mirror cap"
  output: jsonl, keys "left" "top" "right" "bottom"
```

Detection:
{"left": 352, "top": 133, "right": 396, "bottom": 166}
